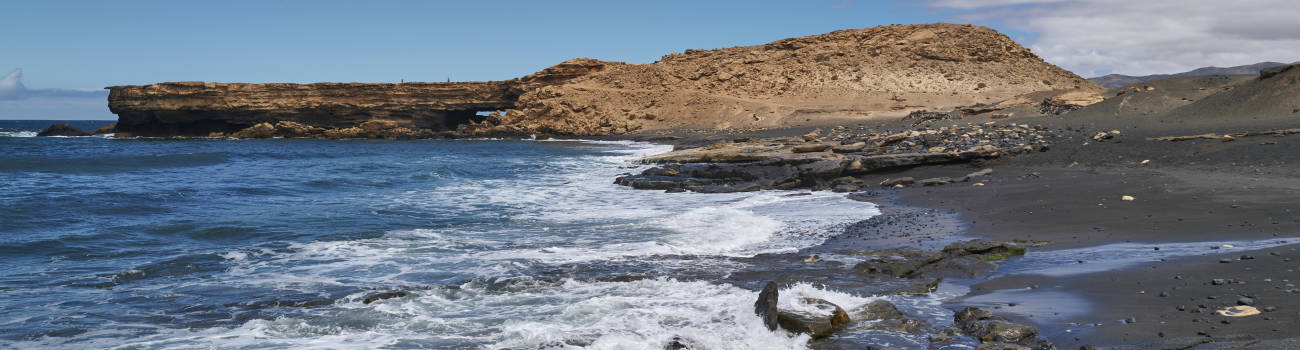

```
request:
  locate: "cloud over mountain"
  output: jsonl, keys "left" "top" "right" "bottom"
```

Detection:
{"left": 0, "top": 68, "right": 112, "bottom": 119}
{"left": 926, "top": 0, "right": 1300, "bottom": 76}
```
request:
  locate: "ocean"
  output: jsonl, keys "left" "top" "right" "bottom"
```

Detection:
{"left": 0, "top": 120, "right": 900, "bottom": 349}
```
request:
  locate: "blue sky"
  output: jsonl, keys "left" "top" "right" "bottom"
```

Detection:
{"left": 3, "top": 0, "right": 1296, "bottom": 120}
{"left": 2, "top": 0, "right": 972, "bottom": 90}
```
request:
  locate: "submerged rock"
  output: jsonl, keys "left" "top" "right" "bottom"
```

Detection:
{"left": 361, "top": 291, "right": 409, "bottom": 304}
{"left": 857, "top": 300, "right": 929, "bottom": 333}
{"left": 954, "top": 306, "right": 1053, "bottom": 349}
{"left": 776, "top": 298, "right": 851, "bottom": 339}
{"left": 37, "top": 124, "right": 91, "bottom": 137}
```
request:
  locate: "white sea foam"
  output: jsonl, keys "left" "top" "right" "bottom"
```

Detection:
{"left": 15, "top": 140, "right": 886, "bottom": 349}
{"left": 0, "top": 131, "right": 37, "bottom": 137}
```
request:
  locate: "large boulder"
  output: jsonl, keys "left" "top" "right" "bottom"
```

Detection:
{"left": 36, "top": 124, "right": 91, "bottom": 137}
{"left": 776, "top": 298, "right": 851, "bottom": 339}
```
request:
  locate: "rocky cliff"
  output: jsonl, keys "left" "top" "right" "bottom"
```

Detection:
{"left": 465, "top": 23, "right": 1103, "bottom": 136}
{"left": 106, "top": 23, "right": 1100, "bottom": 138}
{"left": 107, "top": 81, "right": 518, "bottom": 137}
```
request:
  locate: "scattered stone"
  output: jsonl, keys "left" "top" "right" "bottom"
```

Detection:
{"left": 919, "top": 177, "right": 954, "bottom": 186}
{"left": 881, "top": 177, "right": 916, "bottom": 187}
{"left": 1237, "top": 297, "right": 1255, "bottom": 306}
{"left": 1121, "top": 195, "right": 1135, "bottom": 201}
{"left": 831, "top": 142, "right": 868, "bottom": 153}
{"left": 791, "top": 143, "right": 832, "bottom": 153}
{"left": 1216, "top": 306, "right": 1260, "bottom": 317}
{"left": 801, "top": 129, "right": 823, "bottom": 142}
{"left": 804, "top": 254, "right": 822, "bottom": 263}
{"left": 967, "top": 168, "right": 994, "bottom": 177}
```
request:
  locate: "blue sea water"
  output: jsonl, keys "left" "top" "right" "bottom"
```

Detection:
{"left": 0, "top": 120, "right": 891, "bottom": 349}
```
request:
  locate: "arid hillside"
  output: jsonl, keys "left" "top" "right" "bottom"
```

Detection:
{"left": 469, "top": 23, "right": 1102, "bottom": 136}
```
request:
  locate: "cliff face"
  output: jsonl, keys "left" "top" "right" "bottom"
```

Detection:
{"left": 106, "top": 23, "right": 1099, "bottom": 138}
{"left": 107, "top": 81, "right": 519, "bottom": 136}
{"left": 466, "top": 23, "right": 1104, "bottom": 136}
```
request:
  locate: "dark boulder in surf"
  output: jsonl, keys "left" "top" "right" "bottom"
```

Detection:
{"left": 776, "top": 297, "right": 851, "bottom": 338}
{"left": 37, "top": 124, "right": 92, "bottom": 137}
{"left": 361, "top": 291, "right": 410, "bottom": 304}
{"left": 754, "top": 281, "right": 780, "bottom": 331}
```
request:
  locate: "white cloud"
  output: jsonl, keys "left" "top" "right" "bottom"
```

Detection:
{"left": 926, "top": 0, "right": 1300, "bottom": 76}
{"left": 0, "top": 68, "right": 112, "bottom": 119}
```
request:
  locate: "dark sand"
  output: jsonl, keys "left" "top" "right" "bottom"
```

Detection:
{"left": 627, "top": 72, "right": 1300, "bottom": 348}
{"left": 878, "top": 74, "right": 1300, "bottom": 348}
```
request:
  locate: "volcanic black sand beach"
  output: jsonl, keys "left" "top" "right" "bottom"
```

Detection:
{"left": 621, "top": 71, "right": 1300, "bottom": 348}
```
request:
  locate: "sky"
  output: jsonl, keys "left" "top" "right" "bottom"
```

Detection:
{"left": 2, "top": 0, "right": 1297, "bottom": 119}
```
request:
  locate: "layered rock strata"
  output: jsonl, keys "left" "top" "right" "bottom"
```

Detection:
{"left": 106, "top": 24, "right": 1100, "bottom": 138}
{"left": 615, "top": 122, "right": 1054, "bottom": 192}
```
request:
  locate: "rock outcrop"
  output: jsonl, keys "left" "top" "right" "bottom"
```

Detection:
{"left": 467, "top": 23, "right": 1102, "bottom": 136}
{"left": 614, "top": 122, "right": 1053, "bottom": 193}
{"left": 107, "top": 81, "right": 520, "bottom": 137}
{"left": 37, "top": 124, "right": 91, "bottom": 137}
{"left": 853, "top": 240, "right": 1028, "bottom": 280}
{"left": 106, "top": 23, "right": 1098, "bottom": 138}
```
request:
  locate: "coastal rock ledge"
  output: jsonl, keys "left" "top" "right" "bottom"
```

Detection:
{"left": 105, "top": 23, "right": 1100, "bottom": 138}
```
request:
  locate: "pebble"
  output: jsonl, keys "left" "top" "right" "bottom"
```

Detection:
{"left": 1124, "top": 317, "right": 1137, "bottom": 324}
{"left": 1177, "top": 305, "right": 1186, "bottom": 311}
{"left": 1238, "top": 297, "right": 1255, "bottom": 306}
{"left": 1212, "top": 278, "right": 1226, "bottom": 285}
{"left": 1241, "top": 255, "right": 1255, "bottom": 260}
{"left": 1208, "top": 295, "right": 1220, "bottom": 300}
{"left": 1219, "top": 259, "right": 1232, "bottom": 263}
{"left": 1262, "top": 306, "right": 1278, "bottom": 312}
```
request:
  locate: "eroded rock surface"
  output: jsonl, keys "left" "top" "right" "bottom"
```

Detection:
{"left": 853, "top": 240, "right": 1027, "bottom": 280}
{"left": 615, "top": 122, "right": 1052, "bottom": 193}
{"left": 106, "top": 24, "right": 1099, "bottom": 138}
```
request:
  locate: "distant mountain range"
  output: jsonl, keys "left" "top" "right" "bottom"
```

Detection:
{"left": 1087, "top": 61, "right": 1298, "bottom": 89}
